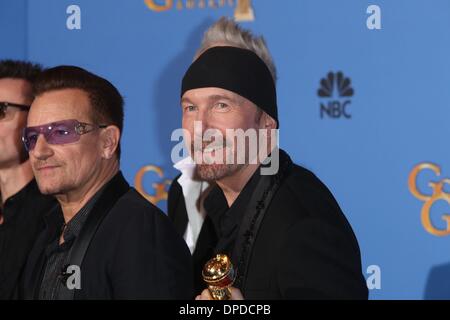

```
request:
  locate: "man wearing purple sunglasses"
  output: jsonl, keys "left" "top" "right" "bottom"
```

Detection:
{"left": 0, "top": 60, "right": 57, "bottom": 300}
{"left": 20, "top": 66, "right": 193, "bottom": 299}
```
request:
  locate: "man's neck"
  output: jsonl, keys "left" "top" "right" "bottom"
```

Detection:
{"left": 56, "top": 163, "right": 119, "bottom": 224}
{"left": 0, "top": 160, "right": 34, "bottom": 206}
{"left": 216, "top": 163, "right": 259, "bottom": 207}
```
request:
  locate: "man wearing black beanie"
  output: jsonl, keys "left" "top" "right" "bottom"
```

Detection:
{"left": 172, "top": 17, "right": 368, "bottom": 300}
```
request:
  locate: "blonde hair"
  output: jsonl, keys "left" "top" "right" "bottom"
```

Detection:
{"left": 196, "top": 17, "right": 277, "bottom": 82}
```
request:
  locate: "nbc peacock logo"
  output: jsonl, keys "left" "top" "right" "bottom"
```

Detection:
{"left": 317, "top": 71, "right": 354, "bottom": 119}
{"left": 144, "top": 0, "right": 255, "bottom": 21}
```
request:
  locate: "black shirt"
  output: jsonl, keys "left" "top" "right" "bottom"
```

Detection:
{"left": 38, "top": 186, "right": 103, "bottom": 300}
{"left": 0, "top": 179, "right": 56, "bottom": 299}
{"left": 204, "top": 169, "right": 260, "bottom": 264}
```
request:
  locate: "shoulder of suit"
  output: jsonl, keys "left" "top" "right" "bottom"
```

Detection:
{"left": 112, "top": 188, "right": 167, "bottom": 218}
{"left": 283, "top": 164, "right": 333, "bottom": 197}
{"left": 277, "top": 163, "right": 344, "bottom": 221}
{"left": 272, "top": 164, "right": 359, "bottom": 247}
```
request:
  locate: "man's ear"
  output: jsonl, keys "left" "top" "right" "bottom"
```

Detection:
{"left": 262, "top": 112, "right": 277, "bottom": 130}
{"left": 100, "top": 125, "right": 120, "bottom": 159}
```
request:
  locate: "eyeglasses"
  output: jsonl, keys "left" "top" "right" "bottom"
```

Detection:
{"left": 22, "top": 119, "right": 108, "bottom": 152}
{"left": 0, "top": 102, "right": 30, "bottom": 121}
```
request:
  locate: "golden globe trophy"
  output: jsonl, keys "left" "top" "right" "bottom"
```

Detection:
{"left": 202, "top": 254, "right": 236, "bottom": 300}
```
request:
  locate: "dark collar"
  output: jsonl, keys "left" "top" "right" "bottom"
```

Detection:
{"left": 203, "top": 149, "right": 291, "bottom": 246}
{"left": 204, "top": 166, "right": 261, "bottom": 241}
{"left": 42, "top": 171, "right": 129, "bottom": 245}
{"left": 43, "top": 186, "right": 104, "bottom": 256}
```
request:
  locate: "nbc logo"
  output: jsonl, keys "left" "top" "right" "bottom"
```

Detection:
{"left": 317, "top": 71, "right": 354, "bottom": 119}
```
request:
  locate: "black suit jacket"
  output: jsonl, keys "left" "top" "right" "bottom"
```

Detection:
{"left": 168, "top": 152, "right": 368, "bottom": 299}
{"left": 240, "top": 162, "right": 368, "bottom": 299}
{"left": 21, "top": 172, "right": 193, "bottom": 299}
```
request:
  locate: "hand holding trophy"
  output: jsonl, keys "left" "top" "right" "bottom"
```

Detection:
{"left": 202, "top": 254, "right": 236, "bottom": 300}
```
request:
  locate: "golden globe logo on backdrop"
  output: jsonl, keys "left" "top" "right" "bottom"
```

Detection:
{"left": 144, "top": 0, "right": 255, "bottom": 21}
{"left": 135, "top": 165, "right": 171, "bottom": 205}
{"left": 409, "top": 163, "right": 450, "bottom": 236}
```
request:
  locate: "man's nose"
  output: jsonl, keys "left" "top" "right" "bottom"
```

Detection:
{"left": 195, "top": 108, "right": 219, "bottom": 133}
{"left": 195, "top": 107, "right": 209, "bottom": 125}
{"left": 31, "top": 134, "right": 54, "bottom": 160}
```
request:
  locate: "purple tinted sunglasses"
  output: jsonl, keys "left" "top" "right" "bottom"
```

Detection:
{"left": 22, "top": 119, "right": 107, "bottom": 151}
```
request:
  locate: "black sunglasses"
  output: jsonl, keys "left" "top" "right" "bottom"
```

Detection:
{"left": 0, "top": 102, "right": 30, "bottom": 120}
